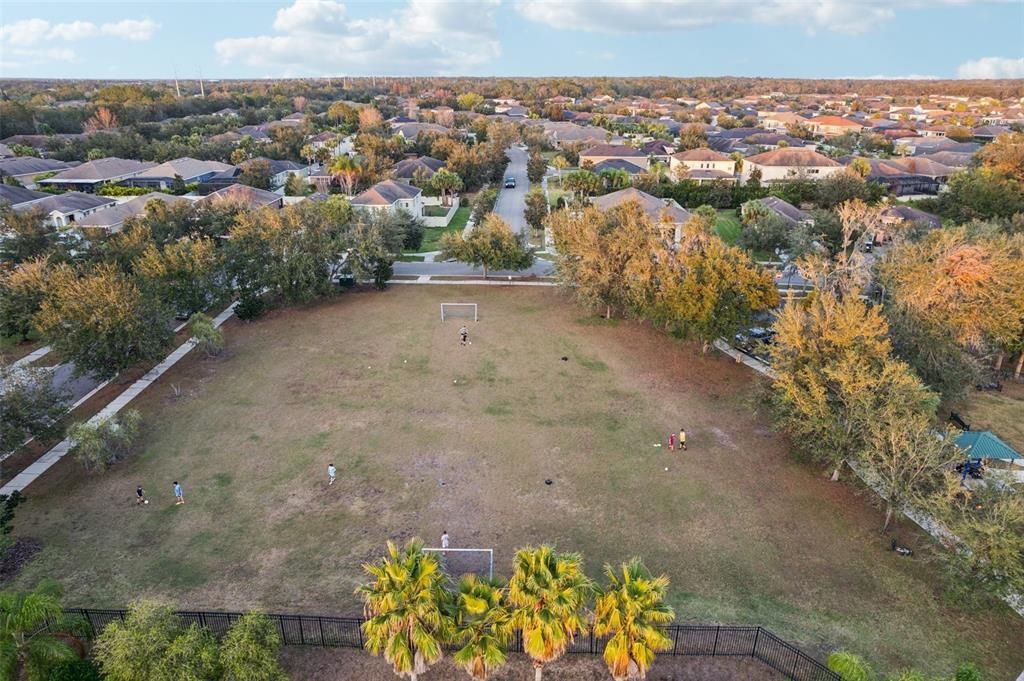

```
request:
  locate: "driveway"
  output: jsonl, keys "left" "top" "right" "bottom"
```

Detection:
{"left": 493, "top": 146, "right": 528, "bottom": 235}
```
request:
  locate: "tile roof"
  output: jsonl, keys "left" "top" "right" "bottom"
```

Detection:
{"left": 393, "top": 156, "right": 445, "bottom": 179}
{"left": 76, "top": 193, "right": 192, "bottom": 228}
{"left": 592, "top": 159, "right": 646, "bottom": 174}
{"left": 672, "top": 148, "right": 730, "bottom": 162}
{"left": 202, "top": 184, "right": 283, "bottom": 208}
{"left": 580, "top": 144, "right": 646, "bottom": 158}
{"left": 0, "top": 157, "right": 73, "bottom": 177}
{"left": 134, "top": 157, "right": 233, "bottom": 180}
{"left": 746, "top": 148, "right": 840, "bottom": 167}
{"left": 0, "top": 185, "right": 49, "bottom": 207}
{"left": 755, "top": 196, "right": 810, "bottom": 224}
{"left": 590, "top": 187, "right": 691, "bottom": 224}
{"left": 13, "top": 191, "right": 115, "bottom": 215}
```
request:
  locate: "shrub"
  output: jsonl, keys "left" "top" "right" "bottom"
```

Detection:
{"left": 220, "top": 612, "right": 287, "bottom": 681}
{"left": 49, "top": 659, "right": 103, "bottom": 681}
{"left": 189, "top": 312, "right": 224, "bottom": 357}
{"left": 67, "top": 410, "right": 142, "bottom": 473}
{"left": 234, "top": 293, "right": 266, "bottom": 321}
{"left": 955, "top": 662, "right": 984, "bottom": 681}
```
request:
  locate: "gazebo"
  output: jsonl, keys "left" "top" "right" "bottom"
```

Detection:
{"left": 954, "top": 431, "right": 1021, "bottom": 462}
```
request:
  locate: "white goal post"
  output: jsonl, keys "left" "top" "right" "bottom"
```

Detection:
{"left": 423, "top": 547, "right": 493, "bottom": 579}
{"left": 440, "top": 302, "right": 478, "bottom": 322}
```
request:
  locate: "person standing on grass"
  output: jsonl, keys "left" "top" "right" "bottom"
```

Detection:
{"left": 679, "top": 428, "right": 687, "bottom": 451}
{"left": 327, "top": 463, "right": 337, "bottom": 485}
{"left": 459, "top": 325, "right": 469, "bottom": 346}
{"left": 173, "top": 481, "right": 184, "bottom": 505}
{"left": 136, "top": 485, "right": 146, "bottom": 505}
{"left": 441, "top": 530, "right": 450, "bottom": 551}
{"left": 668, "top": 432, "right": 676, "bottom": 451}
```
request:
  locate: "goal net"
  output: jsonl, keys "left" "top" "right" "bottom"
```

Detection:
{"left": 423, "top": 547, "right": 493, "bottom": 580}
{"left": 440, "top": 302, "right": 478, "bottom": 322}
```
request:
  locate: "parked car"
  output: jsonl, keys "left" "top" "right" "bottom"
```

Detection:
{"left": 504, "top": 177, "right": 516, "bottom": 189}
{"left": 734, "top": 327, "right": 775, "bottom": 354}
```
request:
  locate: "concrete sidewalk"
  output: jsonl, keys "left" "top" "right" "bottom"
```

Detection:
{"left": 0, "top": 302, "right": 237, "bottom": 495}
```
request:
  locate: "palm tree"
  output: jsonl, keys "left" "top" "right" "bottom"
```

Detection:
{"left": 357, "top": 539, "right": 451, "bottom": 681}
{"left": 431, "top": 168, "right": 463, "bottom": 207}
{"left": 451, "top": 575, "right": 513, "bottom": 680}
{"left": 552, "top": 156, "right": 570, "bottom": 184}
{"left": 508, "top": 546, "right": 593, "bottom": 681}
{"left": 329, "top": 155, "right": 361, "bottom": 196}
{"left": 0, "top": 581, "right": 86, "bottom": 681}
{"left": 593, "top": 559, "right": 674, "bottom": 681}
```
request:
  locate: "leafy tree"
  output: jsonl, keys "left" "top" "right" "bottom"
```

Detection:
{"left": 219, "top": 612, "right": 286, "bottom": 681}
{"left": 855, "top": 365, "right": 952, "bottom": 530}
{"left": 551, "top": 155, "right": 570, "bottom": 181}
{"left": 736, "top": 211, "right": 790, "bottom": 254}
{"left": 451, "top": 576, "right": 513, "bottom": 681}
{"left": 358, "top": 107, "right": 385, "bottom": 132}
{"left": 0, "top": 581, "right": 86, "bottom": 681}
{"left": 769, "top": 290, "right": 894, "bottom": 480}
{"left": 0, "top": 258, "right": 49, "bottom": 341}
{"left": 98, "top": 223, "right": 156, "bottom": 274}
{"left": 977, "top": 131, "right": 1024, "bottom": 183}
{"left": 34, "top": 264, "right": 172, "bottom": 380}
{"left": 0, "top": 209, "right": 55, "bottom": 266}
{"left": 156, "top": 625, "right": 221, "bottom": 681}
{"left": 883, "top": 307, "right": 979, "bottom": 403}
{"left": 357, "top": 539, "right": 451, "bottom": 681}
{"left": 283, "top": 172, "right": 309, "bottom": 197}
{"left": 877, "top": 227, "right": 1024, "bottom": 353}
{"left": 524, "top": 188, "right": 548, "bottom": 231}
{"left": 67, "top": 409, "right": 142, "bottom": 473}
{"left": 83, "top": 106, "right": 119, "bottom": 133}
{"left": 848, "top": 157, "right": 871, "bottom": 178}
{"left": 548, "top": 203, "right": 661, "bottom": 319}
{"left": 430, "top": 168, "right": 463, "bottom": 207}
{"left": 561, "top": 170, "right": 602, "bottom": 201}
{"left": 134, "top": 237, "right": 223, "bottom": 317}
{"left": 527, "top": 152, "right": 547, "bottom": 184}
{"left": 469, "top": 188, "right": 498, "bottom": 224}
{"left": 440, "top": 214, "right": 533, "bottom": 279}
{"left": 0, "top": 491, "right": 25, "bottom": 558}
{"left": 508, "top": 546, "right": 593, "bottom": 681}
{"left": 933, "top": 168, "right": 1024, "bottom": 223}
{"left": 188, "top": 312, "right": 224, "bottom": 357}
{"left": 239, "top": 159, "right": 272, "bottom": 190}
{"left": 0, "top": 363, "right": 69, "bottom": 456}
{"left": 93, "top": 600, "right": 185, "bottom": 681}
{"left": 346, "top": 215, "right": 405, "bottom": 290}
{"left": 456, "top": 93, "right": 484, "bottom": 112}
{"left": 593, "top": 559, "right": 674, "bottom": 681}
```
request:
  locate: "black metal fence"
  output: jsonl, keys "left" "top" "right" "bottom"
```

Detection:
{"left": 66, "top": 608, "right": 840, "bottom": 681}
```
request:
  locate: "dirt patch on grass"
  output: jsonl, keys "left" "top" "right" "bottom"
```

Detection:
{"left": 279, "top": 648, "right": 783, "bottom": 681}
{"left": 0, "top": 538, "right": 42, "bottom": 583}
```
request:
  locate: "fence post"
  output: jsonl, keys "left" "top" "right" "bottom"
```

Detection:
{"left": 713, "top": 625, "right": 719, "bottom": 654}
{"left": 672, "top": 627, "right": 680, "bottom": 655}
{"left": 752, "top": 627, "right": 760, "bottom": 657}
{"left": 318, "top": 616, "right": 324, "bottom": 646}
{"left": 298, "top": 617, "right": 305, "bottom": 645}
{"left": 357, "top": 619, "right": 364, "bottom": 649}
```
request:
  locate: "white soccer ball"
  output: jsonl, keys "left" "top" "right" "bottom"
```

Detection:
{"left": 664, "top": 467, "right": 669, "bottom": 472}
{"left": 453, "top": 379, "right": 457, "bottom": 383}
{"left": 144, "top": 500, "right": 149, "bottom": 504}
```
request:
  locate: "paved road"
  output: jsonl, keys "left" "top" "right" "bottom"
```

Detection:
{"left": 493, "top": 146, "right": 528, "bottom": 235}
{"left": 393, "top": 259, "right": 554, "bottom": 278}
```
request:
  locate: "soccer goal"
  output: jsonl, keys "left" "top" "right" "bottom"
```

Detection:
{"left": 440, "top": 302, "right": 478, "bottom": 322}
{"left": 423, "top": 547, "right": 493, "bottom": 579}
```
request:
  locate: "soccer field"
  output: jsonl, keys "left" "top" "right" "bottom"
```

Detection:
{"left": 10, "top": 286, "right": 1024, "bottom": 676}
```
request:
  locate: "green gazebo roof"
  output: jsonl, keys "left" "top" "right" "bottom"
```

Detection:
{"left": 954, "top": 431, "right": 1021, "bottom": 461}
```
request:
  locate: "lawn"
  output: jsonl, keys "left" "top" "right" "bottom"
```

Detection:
{"left": 418, "top": 206, "right": 470, "bottom": 252}
{"left": 958, "top": 380, "right": 1024, "bottom": 454}
{"left": 10, "top": 286, "right": 1024, "bottom": 677}
{"left": 714, "top": 209, "right": 742, "bottom": 245}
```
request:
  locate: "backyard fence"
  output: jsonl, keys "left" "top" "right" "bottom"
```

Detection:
{"left": 65, "top": 608, "right": 840, "bottom": 681}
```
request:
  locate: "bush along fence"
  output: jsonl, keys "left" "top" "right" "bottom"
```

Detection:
{"left": 65, "top": 608, "right": 840, "bottom": 681}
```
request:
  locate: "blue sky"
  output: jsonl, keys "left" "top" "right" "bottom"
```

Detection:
{"left": 1, "top": 0, "right": 1022, "bottom": 80}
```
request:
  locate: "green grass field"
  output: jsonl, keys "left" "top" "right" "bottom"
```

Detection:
{"left": 714, "top": 209, "right": 742, "bottom": 245}
{"left": 11, "top": 287, "right": 1024, "bottom": 677}
{"left": 417, "top": 206, "right": 470, "bottom": 252}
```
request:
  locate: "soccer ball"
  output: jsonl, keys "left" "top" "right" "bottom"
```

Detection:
{"left": 144, "top": 500, "right": 149, "bottom": 504}
{"left": 664, "top": 467, "right": 669, "bottom": 472}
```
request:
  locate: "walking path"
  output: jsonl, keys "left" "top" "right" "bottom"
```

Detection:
{"left": 11, "top": 345, "right": 52, "bottom": 368}
{"left": 0, "top": 302, "right": 237, "bottom": 495}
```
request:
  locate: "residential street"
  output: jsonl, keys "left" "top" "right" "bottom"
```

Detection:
{"left": 492, "top": 145, "right": 528, "bottom": 235}
{"left": 392, "top": 259, "right": 554, "bottom": 278}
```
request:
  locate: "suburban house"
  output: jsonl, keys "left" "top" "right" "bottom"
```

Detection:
{"left": 579, "top": 144, "right": 649, "bottom": 171}
{"left": 590, "top": 187, "right": 691, "bottom": 244}
{"left": 128, "top": 157, "right": 235, "bottom": 190}
{"left": 308, "top": 131, "right": 353, "bottom": 157}
{"left": 201, "top": 184, "right": 284, "bottom": 210}
{"left": 350, "top": 180, "right": 423, "bottom": 216}
{"left": 392, "top": 122, "right": 449, "bottom": 141}
{"left": 639, "top": 140, "right": 675, "bottom": 163}
{"left": 531, "top": 121, "right": 611, "bottom": 148}
{"left": 670, "top": 148, "right": 736, "bottom": 183}
{"left": 393, "top": 156, "right": 446, "bottom": 182}
{"left": 75, "top": 193, "right": 193, "bottom": 232}
{"left": 759, "top": 111, "right": 807, "bottom": 132}
{"left": 880, "top": 205, "right": 942, "bottom": 231}
{"left": 805, "top": 116, "right": 864, "bottom": 137}
{"left": 235, "top": 125, "right": 273, "bottom": 143}
{"left": 864, "top": 159, "right": 941, "bottom": 196}
{"left": 742, "top": 148, "right": 843, "bottom": 184}
{"left": 12, "top": 191, "right": 116, "bottom": 228}
{"left": 752, "top": 196, "right": 814, "bottom": 227}
{"left": 886, "top": 157, "right": 955, "bottom": 184}
{"left": 0, "top": 185, "right": 50, "bottom": 209}
{"left": 38, "top": 158, "right": 156, "bottom": 193}
{"left": 592, "top": 158, "right": 646, "bottom": 176}
{"left": 0, "top": 157, "right": 75, "bottom": 189}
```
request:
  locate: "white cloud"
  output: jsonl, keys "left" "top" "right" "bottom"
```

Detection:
{"left": 101, "top": 19, "right": 160, "bottom": 41}
{"left": 48, "top": 21, "right": 100, "bottom": 41}
{"left": 215, "top": 0, "right": 501, "bottom": 75}
{"left": 516, "top": 0, "right": 1008, "bottom": 35}
{"left": 957, "top": 56, "right": 1024, "bottom": 79}
{"left": 0, "top": 17, "right": 159, "bottom": 48}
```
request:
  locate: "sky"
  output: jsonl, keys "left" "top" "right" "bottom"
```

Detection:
{"left": 1, "top": 0, "right": 1022, "bottom": 81}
